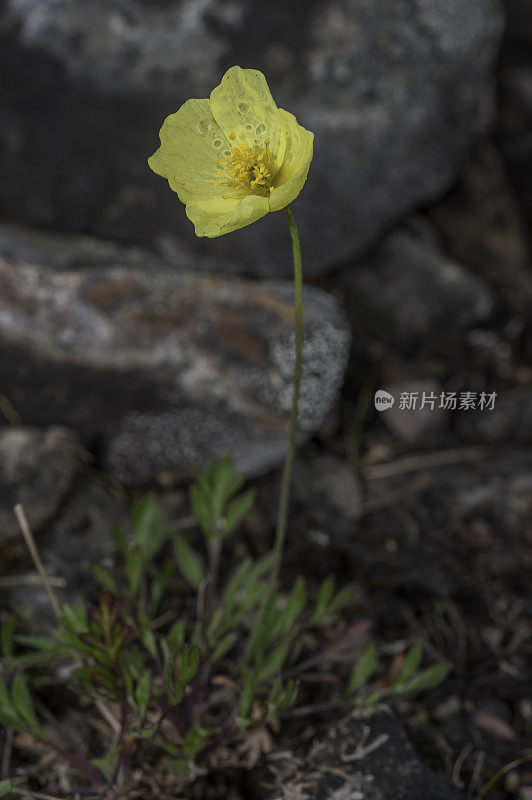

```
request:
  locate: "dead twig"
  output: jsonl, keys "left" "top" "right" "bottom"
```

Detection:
{"left": 0, "top": 574, "right": 66, "bottom": 590}
{"left": 1, "top": 727, "right": 13, "bottom": 779}
{"left": 363, "top": 446, "right": 487, "bottom": 481}
{"left": 14, "top": 504, "right": 61, "bottom": 620}
{"left": 0, "top": 394, "right": 21, "bottom": 425}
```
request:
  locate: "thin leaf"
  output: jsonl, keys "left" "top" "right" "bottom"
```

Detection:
{"left": 150, "top": 560, "right": 174, "bottom": 611}
{"left": 347, "top": 644, "right": 378, "bottom": 695}
{"left": 134, "top": 671, "right": 151, "bottom": 723}
{"left": 125, "top": 548, "right": 143, "bottom": 598}
{"left": 255, "top": 641, "right": 290, "bottom": 683}
{"left": 190, "top": 484, "right": 214, "bottom": 540}
{"left": 327, "top": 585, "right": 353, "bottom": 615}
{"left": 395, "top": 663, "right": 450, "bottom": 695}
{"left": 282, "top": 578, "right": 306, "bottom": 633}
{"left": 132, "top": 495, "right": 167, "bottom": 562}
{"left": 174, "top": 537, "right": 204, "bottom": 590}
{"left": 111, "top": 524, "right": 129, "bottom": 557}
{"left": 92, "top": 565, "right": 119, "bottom": 596}
{"left": 395, "top": 645, "right": 423, "bottom": 687}
{"left": 211, "top": 632, "right": 237, "bottom": 662}
{"left": 92, "top": 739, "right": 119, "bottom": 782}
{"left": 311, "top": 578, "right": 335, "bottom": 623}
{"left": 11, "top": 675, "right": 43, "bottom": 735}
{"left": 178, "top": 645, "right": 201, "bottom": 683}
{"left": 167, "top": 620, "right": 186, "bottom": 658}
{"left": 1, "top": 617, "right": 15, "bottom": 658}
{"left": 221, "top": 489, "right": 255, "bottom": 539}
{"left": 240, "top": 671, "right": 254, "bottom": 718}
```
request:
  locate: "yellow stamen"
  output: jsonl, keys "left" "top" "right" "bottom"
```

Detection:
{"left": 213, "top": 131, "right": 274, "bottom": 195}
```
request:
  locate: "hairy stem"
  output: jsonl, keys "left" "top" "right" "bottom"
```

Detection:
{"left": 269, "top": 206, "right": 304, "bottom": 591}
{"left": 244, "top": 206, "right": 304, "bottom": 661}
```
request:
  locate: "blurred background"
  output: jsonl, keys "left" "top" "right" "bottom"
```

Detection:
{"left": 0, "top": 1, "right": 531, "bottom": 798}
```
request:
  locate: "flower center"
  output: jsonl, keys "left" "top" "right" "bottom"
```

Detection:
{"left": 214, "top": 132, "right": 274, "bottom": 196}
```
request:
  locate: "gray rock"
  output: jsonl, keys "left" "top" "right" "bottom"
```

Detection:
{"left": 345, "top": 229, "right": 494, "bottom": 352}
{"left": 498, "top": 65, "right": 532, "bottom": 241}
{"left": 503, "top": 0, "right": 532, "bottom": 48}
{"left": 380, "top": 378, "right": 447, "bottom": 442}
{"left": 0, "top": 227, "right": 349, "bottom": 484}
{"left": 428, "top": 140, "right": 532, "bottom": 314}
{"left": 7, "top": 476, "right": 128, "bottom": 626}
{"left": 0, "top": 426, "right": 79, "bottom": 545}
{"left": 0, "top": 0, "right": 503, "bottom": 277}
{"left": 294, "top": 451, "right": 363, "bottom": 520}
{"left": 265, "top": 711, "right": 462, "bottom": 800}
{"left": 456, "top": 386, "right": 532, "bottom": 444}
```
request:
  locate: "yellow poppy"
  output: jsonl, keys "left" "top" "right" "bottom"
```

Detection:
{"left": 148, "top": 66, "right": 314, "bottom": 237}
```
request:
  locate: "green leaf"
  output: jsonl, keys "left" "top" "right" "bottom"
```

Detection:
{"left": 266, "top": 677, "right": 295, "bottom": 721}
{"left": 239, "top": 671, "right": 254, "bottom": 718}
{"left": 211, "top": 632, "right": 237, "bottom": 662}
{"left": 395, "top": 645, "right": 423, "bottom": 687}
{"left": 92, "top": 739, "right": 120, "bottom": 782}
{"left": 282, "top": 578, "right": 306, "bottom": 633}
{"left": 178, "top": 645, "right": 201, "bottom": 683}
{"left": 223, "top": 558, "right": 252, "bottom": 606}
{"left": 1, "top": 617, "right": 15, "bottom": 658}
{"left": 395, "top": 663, "right": 450, "bottom": 695}
{"left": 190, "top": 483, "right": 214, "bottom": 540}
{"left": 125, "top": 548, "right": 143, "bottom": 598}
{"left": 150, "top": 560, "right": 174, "bottom": 611}
{"left": 134, "top": 727, "right": 157, "bottom": 740}
{"left": 327, "top": 585, "right": 353, "bottom": 615}
{"left": 0, "top": 707, "right": 27, "bottom": 733}
{"left": 111, "top": 524, "right": 129, "bottom": 557}
{"left": 123, "top": 669, "right": 134, "bottom": 699}
{"left": 221, "top": 488, "right": 255, "bottom": 539}
{"left": 141, "top": 630, "right": 158, "bottom": 661}
{"left": 0, "top": 780, "right": 12, "bottom": 798}
{"left": 181, "top": 721, "right": 207, "bottom": 756}
{"left": 311, "top": 578, "right": 335, "bottom": 623}
{"left": 206, "top": 606, "right": 225, "bottom": 644}
{"left": 248, "top": 551, "right": 276, "bottom": 584}
{"left": 132, "top": 494, "right": 167, "bottom": 563}
{"left": 347, "top": 644, "right": 378, "bottom": 695}
{"left": 255, "top": 641, "right": 290, "bottom": 683}
{"left": 174, "top": 537, "right": 204, "bottom": 590}
{"left": 167, "top": 620, "right": 186, "bottom": 658}
{"left": 0, "top": 679, "right": 14, "bottom": 713}
{"left": 356, "top": 689, "right": 384, "bottom": 707}
{"left": 280, "top": 679, "right": 298, "bottom": 711}
{"left": 166, "top": 757, "right": 189, "bottom": 776}
{"left": 60, "top": 602, "right": 89, "bottom": 634}
{"left": 92, "top": 565, "right": 119, "bottom": 596}
{"left": 11, "top": 675, "right": 43, "bottom": 735}
{"left": 134, "top": 670, "right": 151, "bottom": 723}
{"left": 209, "top": 455, "right": 244, "bottom": 518}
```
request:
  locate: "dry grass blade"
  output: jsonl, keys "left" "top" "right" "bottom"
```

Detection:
{"left": 13, "top": 503, "right": 61, "bottom": 620}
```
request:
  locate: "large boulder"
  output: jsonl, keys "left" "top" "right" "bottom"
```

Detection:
{"left": 0, "top": 225, "right": 349, "bottom": 484}
{"left": 0, "top": 0, "right": 503, "bottom": 277}
{"left": 0, "top": 425, "right": 79, "bottom": 545}
{"left": 344, "top": 227, "right": 494, "bottom": 354}
{"left": 264, "top": 711, "right": 463, "bottom": 800}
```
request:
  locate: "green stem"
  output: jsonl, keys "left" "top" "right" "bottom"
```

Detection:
{"left": 244, "top": 205, "right": 304, "bottom": 662}
{"left": 269, "top": 206, "right": 304, "bottom": 591}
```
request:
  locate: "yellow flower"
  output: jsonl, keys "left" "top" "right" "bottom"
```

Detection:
{"left": 148, "top": 66, "right": 314, "bottom": 238}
